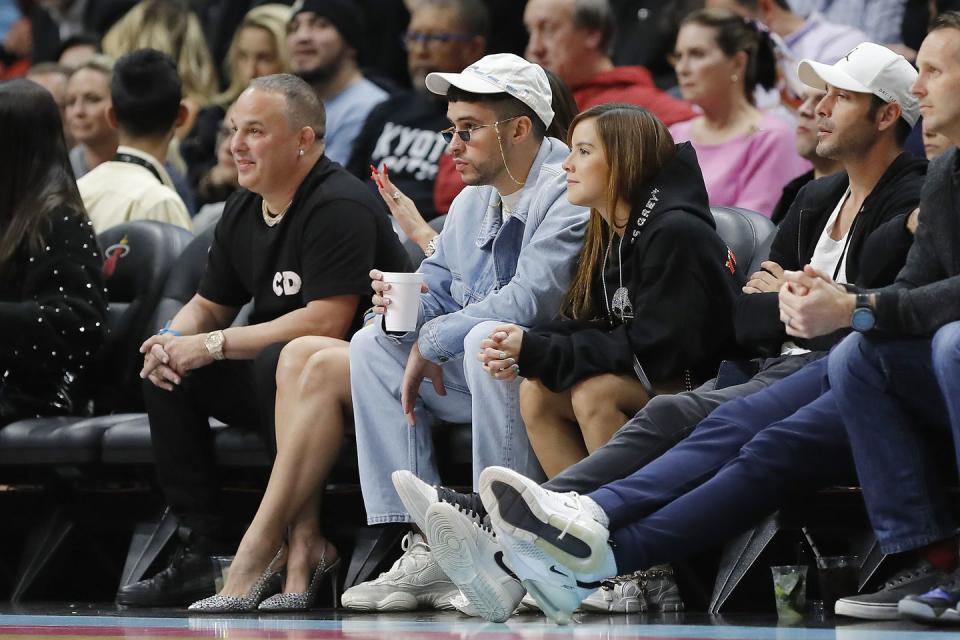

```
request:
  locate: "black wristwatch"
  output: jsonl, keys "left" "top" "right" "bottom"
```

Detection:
{"left": 851, "top": 293, "right": 876, "bottom": 333}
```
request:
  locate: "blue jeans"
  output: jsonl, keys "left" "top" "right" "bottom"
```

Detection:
{"left": 350, "top": 320, "right": 544, "bottom": 524}
{"left": 828, "top": 322, "right": 960, "bottom": 554}
{"left": 588, "top": 358, "right": 856, "bottom": 573}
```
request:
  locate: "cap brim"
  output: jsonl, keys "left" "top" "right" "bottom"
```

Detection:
{"left": 798, "top": 59, "right": 873, "bottom": 94}
{"left": 425, "top": 71, "right": 504, "bottom": 96}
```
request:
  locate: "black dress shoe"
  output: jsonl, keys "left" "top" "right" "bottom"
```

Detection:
{"left": 116, "top": 537, "right": 221, "bottom": 607}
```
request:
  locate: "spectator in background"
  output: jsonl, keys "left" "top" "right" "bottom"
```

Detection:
{"left": 78, "top": 49, "right": 191, "bottom": 232}
{"left": 669, "top": 9, "right": 811, "bottom": 217}
{"left": 182, "top": 4, "right": 292, "bottom": 198}
{"left": 348, "top": 0, "right": 487, "bottom": 232}
{"left": 192, "top": 113, "right": 241, "bottom": 235}
{"left": 787, "top": 0, "right": 907, "bottom": 48}
{"left": 65, "top": 55, "right": 118, "bottom": 178}
{"left": 102, "top": 0, "right": 218, "bottom": 141}
{"left": 288, "top": 0, "right": 389, "bottom": 166}
{"left": 524, "top": 0, "right": 696, "bottom": 126}
{"left": 771, "top": 86, "right": 843, "bottom": 224}
{"left": 56, "top": 32, "right": 100, "bottom": 68}
{"left": 26, "top": 62, "right": 72, "bottom": 145}
{"left": 0, "top": 79, "right": 106, "bottom": 426}
{"left": 120, "top": 74, "right": 409, "bottom": 609}
{"left": 710, "top": 0, "right": 868, "bottom": 110}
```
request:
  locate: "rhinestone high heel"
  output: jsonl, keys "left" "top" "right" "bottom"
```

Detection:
{"left": 258, "top": 549, "right": 341, "bottom": 611}
{"left": 188, "top": 547, "right": 285, "bottom": 613}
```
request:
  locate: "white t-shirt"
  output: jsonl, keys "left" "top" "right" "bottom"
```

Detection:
{"left": 781, "top": 189, "right": 853, "bottom": 356}
{"left": 500, "top": 188, "right": 522, "bottom": 223}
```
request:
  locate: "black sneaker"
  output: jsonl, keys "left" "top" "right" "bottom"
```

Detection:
{"left": 835, "top": 562, "right": 945, "bottom": 620}
{"left": 392, "top": 469, "right": 487, "bottom": 533}
{"left": 899, "top": 570, "right": 960, "bottom": 625}
{"left": 115, "top": 533, "right": 222, "bottom": 607}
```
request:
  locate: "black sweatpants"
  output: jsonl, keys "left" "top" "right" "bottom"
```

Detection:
{"left": 142, "top": 342, "right": 285, "bottom": 537}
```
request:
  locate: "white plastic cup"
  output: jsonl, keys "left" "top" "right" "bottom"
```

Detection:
{"left": 381, "top": 272, "right": 424, "bottom": 332}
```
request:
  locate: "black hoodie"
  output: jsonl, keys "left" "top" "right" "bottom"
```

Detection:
{"left": 518, "top": 143, "right": 741, "bottom": 393}
{"left": 735, "top": 151, "right": 927, "bottom": 356}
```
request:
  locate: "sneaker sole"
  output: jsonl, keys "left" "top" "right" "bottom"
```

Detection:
{"left": 392, "top": 470, "right": 435, "bottom": 533}
{"left": 522, "top": 579, "right": 577, "bottom": 625}
{"left": 425, "top": 502, "right": 520, "bottom": 623}
{"left": 898, "top": 599, "right": 960, "bottom": 625}
{"left": 341, "top": 588, "right": 458, "bottom": 612}
{"left": 479, "top": 467, "right": 608, "bottom": 574}
{"left": 834, "top": 598, "right": 901, "bottom": 620}
{"left": 580, "top": 594, "right": 646, "bottom": 613}
{"left": 340, "top": 591, "right": 421, "bottom": 611}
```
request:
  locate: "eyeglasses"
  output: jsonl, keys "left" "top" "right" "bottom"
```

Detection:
{"left": 402, "top": 31, "right": 473, "bottom": 50}
{"left": 440, "top": 116, "right": 521, "bottom": 144}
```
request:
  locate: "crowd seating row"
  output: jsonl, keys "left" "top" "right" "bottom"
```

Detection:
{"left": 0, "top": 209, "right": 809, "bottom": 608}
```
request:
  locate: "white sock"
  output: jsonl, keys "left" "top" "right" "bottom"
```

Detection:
{"left": 581, "top": 496, "right": 610, "bottom": 529}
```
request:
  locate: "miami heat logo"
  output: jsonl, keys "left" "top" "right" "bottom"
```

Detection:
{"left": 725, "top": 247, "right": 737, "bottom": 275}
{"left": 102, "top": 236, "right": 130, "bottom": 278}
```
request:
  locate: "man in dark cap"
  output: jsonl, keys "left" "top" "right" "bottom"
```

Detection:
{"left": 288, "top": 0, "right": 389, "bottom": 165}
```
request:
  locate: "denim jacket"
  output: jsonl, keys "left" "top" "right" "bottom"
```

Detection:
{"left": 379, "top": 137, "right": 589, "bottom": 363}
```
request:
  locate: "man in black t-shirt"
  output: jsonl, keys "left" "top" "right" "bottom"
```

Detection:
{"left": 118, "top": 73, "right": 409, "bottom": 608}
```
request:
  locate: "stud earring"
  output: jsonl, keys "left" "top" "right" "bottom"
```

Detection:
{"left": 298, "top": 148, "right": 304, "bottom": 157}
{"left": 731, "top": 73, "right": 739, "bottom": 83}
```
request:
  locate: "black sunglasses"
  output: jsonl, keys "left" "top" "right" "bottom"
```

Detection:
{"left": 439, "top": 116, "right": 520, "bottom": 144}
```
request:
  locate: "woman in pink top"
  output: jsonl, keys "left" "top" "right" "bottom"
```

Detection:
{"left": 669, "top": 9, "right": 811, "bottom": 218}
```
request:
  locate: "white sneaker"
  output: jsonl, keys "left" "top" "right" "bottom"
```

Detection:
{"left": 479, "top": 466, "right": 617, "bottom": 625}
{"left": 340, "top": 532, "right": 458, "bottom": 611}
{"left": 479, "top": 466, "right": 613, "bottom": 574}
{"left": 392, "top": 470, "right": 485, "bottom": 533}
{"left": 424, "top": 501, "right": 526, "bottom": 622}
{"left": 580, "top": 573, "right": 648, "bottom": 613}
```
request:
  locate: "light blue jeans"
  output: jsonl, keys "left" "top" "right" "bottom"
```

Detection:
{"left": 350, "top": 320, "right": 544, "bottom": 524}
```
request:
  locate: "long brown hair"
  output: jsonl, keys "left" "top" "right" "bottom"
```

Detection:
{"left": 563, "top": 104, "right": 675, "bottom": 320}
{"left": 0, "top": 80, "right": 86, "bottom": 271}
{"left": 679, "top": 8, "right": 778, "bottom": 101}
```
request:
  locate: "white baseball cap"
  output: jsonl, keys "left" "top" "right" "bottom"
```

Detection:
{"left": 425, "top": 53, "right": 554, "bottom": 128}
{"left": 798, "top": 42, "right": 919, "bottom": 126}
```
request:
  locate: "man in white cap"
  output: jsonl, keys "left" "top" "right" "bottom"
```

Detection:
{"left": 383, "top": 41, "right": 928, "bottom": 624}
{"left": 785, "top": 13, "right": 960, "bottom": 624}
{"left": 341, "top": 53, "right": 589, "bottom": 612}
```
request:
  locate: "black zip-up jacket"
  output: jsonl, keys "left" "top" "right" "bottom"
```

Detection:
{"left": 736, "top": 151, "right": 927, "bottom": 355}
{"left": 518, "top": 143, "right": 741, "bottom": 392}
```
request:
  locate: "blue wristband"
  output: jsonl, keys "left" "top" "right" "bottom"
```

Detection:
{"left": 158, "top": 328, "right": 182, "bottom": 337}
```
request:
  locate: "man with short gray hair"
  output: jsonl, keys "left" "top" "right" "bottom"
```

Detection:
{"left": 118, "top": 73, "right": 411, "bottom": 608}
{"left": 524, "top": 0, "right": 695, "bottom": 124}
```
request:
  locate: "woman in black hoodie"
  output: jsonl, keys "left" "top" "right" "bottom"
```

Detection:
{"left": 479, "top": 103, "right": 741, "bottom": 478}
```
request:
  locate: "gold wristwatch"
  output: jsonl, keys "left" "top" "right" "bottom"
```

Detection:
{"left": 204, "top": 330, "right": 225, "bottom": 360}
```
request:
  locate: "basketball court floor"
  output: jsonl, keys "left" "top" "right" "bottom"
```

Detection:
{"left": 2, "top": 606, "right": 960, "bottom": 639}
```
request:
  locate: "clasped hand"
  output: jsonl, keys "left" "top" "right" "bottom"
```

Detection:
{"left": 778, "top": 265, "right": 853, "bottom": 338}
{"left": 139, "top": 333, "right": 214, "bottom": 390}
{"left": 477, "top": 324, "right": 523, "bottom": 382}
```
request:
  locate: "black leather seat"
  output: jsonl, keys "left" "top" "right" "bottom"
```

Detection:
{"left": 0, "top": 222, "right": 192, "bottom": 472}
{"left": 100, "top": 226, "right": 268, "bottom": 471}
{"left": 710, "top": 206, "right": 777, "bottom": 282}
